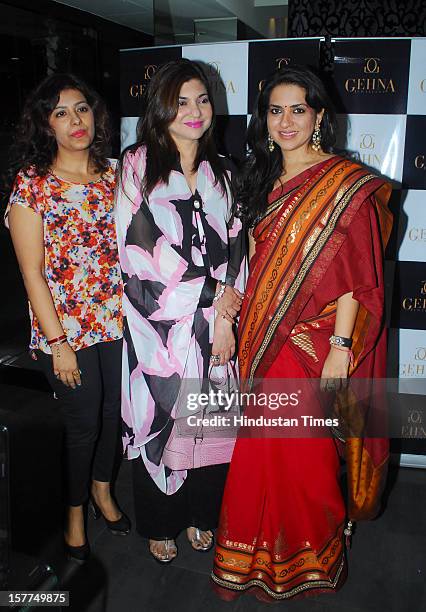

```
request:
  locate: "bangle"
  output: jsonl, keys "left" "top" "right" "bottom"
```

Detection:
{"left": 329, "top": 335, "right": 352, "bottom": 349}
{"left": 47, "top": 334, "right": 66, "bottom": 346}
{"left": 213, "top": 281, "right": 226, "bottom": 303}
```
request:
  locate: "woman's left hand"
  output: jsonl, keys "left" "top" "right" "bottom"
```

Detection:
{"left": 213, "top": 285, "right": 243, "bottom": 323}
{"left": 211, "top": 317, "right": 236, "bottom": 366}
{"left": 320, "top": 346, "right": 351, "bottom": 392}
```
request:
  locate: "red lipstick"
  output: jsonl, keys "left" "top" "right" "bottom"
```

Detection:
{"left": 71, "top": 129, "right": 87, "bottom": 138}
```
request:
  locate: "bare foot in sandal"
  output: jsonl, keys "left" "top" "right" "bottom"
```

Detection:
{"left": 149, "top": 539, "right": 177, "bottom": 563}
{"left": 187, "top": 527, "right": 214, "bottom": 552}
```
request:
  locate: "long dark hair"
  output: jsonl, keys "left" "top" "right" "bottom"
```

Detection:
{"left": 5, "top": 73, "right": 111, "bottom": 195}
{"left": 237, "top": 65, "right": 338, "bottom": 226}
{"left": 121, "top": 58, "right": 231, "bottom": 199}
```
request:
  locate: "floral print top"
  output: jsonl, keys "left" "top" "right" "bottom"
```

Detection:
{"left": 7, "top": 161, "right": 123, "bottom": 353}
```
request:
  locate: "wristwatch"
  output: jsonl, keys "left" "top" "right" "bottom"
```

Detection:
{"left": 329, "top": 335, "right": 352, "bottom": 349}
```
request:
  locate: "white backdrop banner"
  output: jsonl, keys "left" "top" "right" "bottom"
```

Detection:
{"left": 397, "top": 190, "right": 426, "bottom": 262}
{"left": 407, "top": 38, "right": 426, "bottom": 114}
{"left": 336, "top": 114, "right": 407, "bottom": 182}
{"left": 182, "top": 42, "right": 249, "bottom": 115}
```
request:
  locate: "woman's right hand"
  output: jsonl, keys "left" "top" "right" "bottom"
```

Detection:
{"left": 52, "top": 342, "right": 81, "bottom": 389}
{"left": 214, "top": 285, "right": 243, "bottom": 322}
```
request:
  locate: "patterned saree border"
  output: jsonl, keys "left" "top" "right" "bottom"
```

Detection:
{"left": 256, "top": 187, "right": 297, "bottom": 225}
{"left": 247, "top": 173, "right": 376, "bottom": 387}
{"left": 211, "top": 550, "right": 345, "bottom": 600}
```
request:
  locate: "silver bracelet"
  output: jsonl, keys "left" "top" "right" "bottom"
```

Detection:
{"left": 213, "top": 281, "right": 226, "bottom": 303}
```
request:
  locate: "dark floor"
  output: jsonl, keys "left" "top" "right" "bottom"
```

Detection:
{"left": 72, "top": 463, "right": 426, "bottom": 612}
{"left": 1, "top": 367, "right": 426, "bottom": 612}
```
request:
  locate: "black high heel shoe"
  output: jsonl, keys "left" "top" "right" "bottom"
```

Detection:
{"left": 65, "top": 540, "right": 90, "bottom": 564}
{"left": 89, "top": 497, "right": 131, "bottom": 536}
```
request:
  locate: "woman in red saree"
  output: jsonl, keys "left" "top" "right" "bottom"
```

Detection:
{"left": 212, "top": 66, "right": 392, "bottom": 601}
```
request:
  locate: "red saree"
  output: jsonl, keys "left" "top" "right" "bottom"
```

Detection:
{"left": 212, "top": 156, "right": 392, "bottom": 601}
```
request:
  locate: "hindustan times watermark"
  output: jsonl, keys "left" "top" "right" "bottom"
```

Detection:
{"left": 186, "top": 413, "right": 339, "bottom": 428}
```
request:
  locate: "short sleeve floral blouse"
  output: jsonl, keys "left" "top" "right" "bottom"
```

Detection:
{"left": 7, "top": 161, "right": 123, "bottom": 353}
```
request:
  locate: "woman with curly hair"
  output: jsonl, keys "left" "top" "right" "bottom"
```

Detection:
{"left": 5, "top": 74, "right": 130, "bottom": 563}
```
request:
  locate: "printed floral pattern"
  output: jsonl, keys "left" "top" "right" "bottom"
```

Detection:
{"left": 7, "top": 162, "right": 123, "bottom": 353}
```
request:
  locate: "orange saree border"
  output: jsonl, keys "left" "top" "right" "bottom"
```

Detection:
{"left": 238, "top": 157, "right": 391, "bottom": 389}
{"left": 212, "top": 523, "right": 346, "bottom": 600}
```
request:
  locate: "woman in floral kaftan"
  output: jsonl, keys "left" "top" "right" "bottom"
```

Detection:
{"left": 115, "top": 59, "right": 246, "bottom": 562}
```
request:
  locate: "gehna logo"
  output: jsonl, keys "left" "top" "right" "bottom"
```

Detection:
{"left": 359, "top": 133, "right": 376, "bottom": 150}
{"left": 144, "top": 64, "right": 157, "bottom": 80}
{"left": 276, "top": 57, "right": 291, "bottom": 69}
{"left": 363, "top": 57, "right": 380, "bottom": 74}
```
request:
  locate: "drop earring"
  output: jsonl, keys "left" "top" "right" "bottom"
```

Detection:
{"left": 311, "top": 124, "right": 322, "bottom": 152}
{"left": 267, "top": 134, "right": 275, "bottom": 152}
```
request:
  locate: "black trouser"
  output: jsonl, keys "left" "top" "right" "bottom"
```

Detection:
{"left": 132, "top": 457, "right": 228, "bottom": 540}
{"left": 36, "top": 339, "right": 122, "bottom": 506}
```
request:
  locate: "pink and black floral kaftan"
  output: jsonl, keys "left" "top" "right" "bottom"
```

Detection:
{"left": 115, "top": 146, "right": 245, "bottom": 496}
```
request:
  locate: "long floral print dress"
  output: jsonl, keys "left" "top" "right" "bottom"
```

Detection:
{"left": 115, "top": 146, "right": 245, "bottom": 494}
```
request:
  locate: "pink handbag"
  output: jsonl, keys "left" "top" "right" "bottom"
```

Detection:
{"left": 162, "top": 362, "right": 240, "bottom": 470}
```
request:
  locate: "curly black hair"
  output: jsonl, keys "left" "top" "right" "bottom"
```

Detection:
{"left": 4, "top": 73, "right": 111, "bottom": 196}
